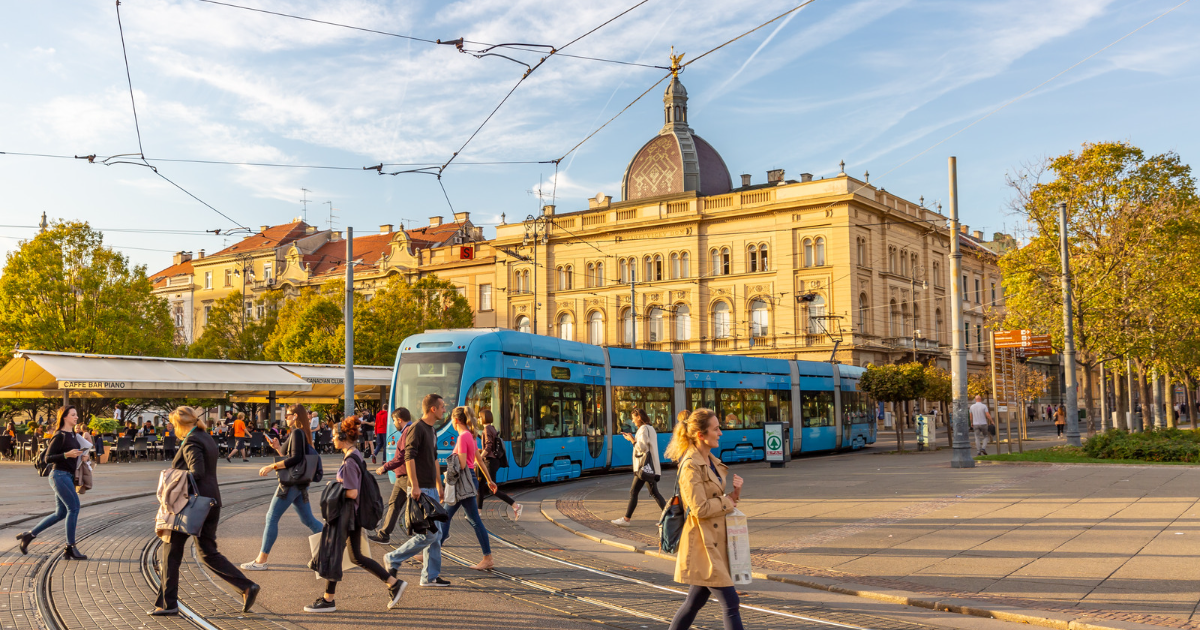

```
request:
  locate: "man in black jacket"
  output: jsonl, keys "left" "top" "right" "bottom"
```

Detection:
{"left": 383, "top": 394, "right": 449, "bottom": 587}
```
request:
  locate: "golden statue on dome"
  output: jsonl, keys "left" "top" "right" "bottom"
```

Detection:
{"left": 669, "top": 46, "right": 685, "bottom": 76}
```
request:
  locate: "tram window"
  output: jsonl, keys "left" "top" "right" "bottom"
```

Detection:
{"left": 767, "top": 389, "right": 791, "bottom": 424}
{"left": 687, "top": 387, "right": 718, "bottom": 419}
{"left": 560, "top": 383, "right": 584, "bottom": 437}
{"left": 465, "top": 378, "right": 500, "bottom": 421}
{"left": 802, "top": 391, "right": 835, "bottom": 427}
{"left": 396, "top": 351, "right": 464, "bottom": 432}
{"left": 742, "top": 390, "right": 766, "bottom": 430}
{"left": 614, "top": 386, "right": 673, "bottom": 434}
{"left": 718, "top": 390, "right": 743, "bottom": 429}
{"left": 536, "top": 382, "right": 563, "bottom": 437}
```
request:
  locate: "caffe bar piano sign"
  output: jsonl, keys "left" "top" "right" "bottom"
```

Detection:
{"left": 61, "top": 380, "right": 130, "bottom": 390}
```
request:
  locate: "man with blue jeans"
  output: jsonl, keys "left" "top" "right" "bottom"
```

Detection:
{"left": 384, "top": 394, "right": 449, "bottom": 587}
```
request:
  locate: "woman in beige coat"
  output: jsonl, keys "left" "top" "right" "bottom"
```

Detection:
{"left": 664, "top": 408, "right": 744, "bottom": 630}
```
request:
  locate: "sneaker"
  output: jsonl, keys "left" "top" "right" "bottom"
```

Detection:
{"left": 367, "top": 532, "right": 391, "bottom": 544}
{"left": 387, "top": 579, "right": 408, "bottom": 609}
{"left": 304, "top": 597, "right": 336, "bottom": 613}
{"left": 610, "top": 517, "right": 630, "bottom": 527}
{"left": 240, "top": 561, "right": 269, "bottom": 571}
{"left": 419, "top": 577, "right": 451, "bottom": 587}
{"left": 513, "top": 503, "right": 524, "bottom": 521}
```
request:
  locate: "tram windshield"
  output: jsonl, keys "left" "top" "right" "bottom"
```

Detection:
{"left": 395, "top": 351, "right": 465, "bottom": 431}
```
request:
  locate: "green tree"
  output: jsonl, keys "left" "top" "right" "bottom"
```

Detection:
{"left": 858, "top": 362, "right": 927, "bottom": 451}
{"left": 264, "top": 285, "right": 345, "bottom": 364}
{"left": 0, "top": 221, "right": 174, "bottom": 363}
{"left": 922, "top": 365, "right": 952, "bottom": 446}
{"left": 357, "top": 275, "right": 473, "bottom": 366}
{"left": 189, "top": 291, "right": 278, "bottom": 361}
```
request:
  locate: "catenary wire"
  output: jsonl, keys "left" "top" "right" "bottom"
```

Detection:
{"left": 114, "top": 1, "right": 145, "bottom": 157}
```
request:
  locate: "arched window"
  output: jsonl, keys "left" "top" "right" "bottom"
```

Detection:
{"left": 963, "top": 322, "right": 970, "bottom": 349}
{"left": 712, "top": 301, "right": 731, "bottom": 339}
{"left": 679, "top": 252, "right": 689, "bottom": 278}
{"left": 815, "top": 237, "right": 825, "bottom": 266}
{"left": 588, "top": 311, "right": 603, "bottom": 345}
{"left": 933, "top": 262, "right": 941, "bottom": 286}
{"left": 565, "top": 265, "right": 573, "bottom": 290}
{"left": 808, "top": 294, "right": 826, "bottom": 334}
{"left": 901, "top": 302, "right": 910, "bottom": 336}
{"left": 585, "top": 262, "right": 594, "bottom": 288}
{"left": 557, "top": 313, "right": 573, "bottom": 340}
{"left": 515, "top": 315, "right": 530, "bottom": 334}
{"left": 935, "top": 308, "right": 943, "bottom": 343}
{"left": 759, "top": 244, "right": 768, "bottom": 271}
{"left": 720, "top": 248, "right": 731, "bottom": 275}
{"left": 671, "top": 253, "right": 680, "bottom": 279}
{"left": 595, "top": 261, "right": 604, "bottom": 287}
{"left": 889, "top": 299, "right": 899, "bottom": 337}
{"left": 523, "top": 270, "right": 530, "bottom": 292}
{"left": 619, "top": 258, "right": 629, "bottom": 284}
{"left": 674, "top": 304, "right": 690, "bottom": 340}
{"left": 710, "top": 249, "right": 720, "bottom": 276}
{"left": 857, "top": 238, "right": 866, "bottom": 266}
{"left": 911, "top": 254, "right": 919, "bottom": 277}
{"left": 749, "top": 299, "right": 769, "bottom": 337}
{"left": 889, "top": 248, "right": 897, "bottom": 273}
{"left": 621, "top": 307, "right": 634, "bottom": 344}
{"left": 858, "top": 293, "right": 870, "bottom": 333}
{"left": 748, "top": 245, "right": 759, "bottom": 273}
{"left": 653, "top": 254, "right": 663, "bottom": 281}
{"left": 643, "top": 256, "right": 653, "bottom": 283}
{"left": 803, "top": 239, "right": 814, "bottom": 267}
{"left": 900, "top": 250, "right": 908, "bottom": 276}
{"left": 648, "top": 307, "right": 664, "bottom": 342}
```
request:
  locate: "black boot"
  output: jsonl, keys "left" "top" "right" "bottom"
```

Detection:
{"left": 63, "top": 544, "right": 87, "bottom": 560}
{"left": 16, "top": 532, "right": 34, "bottom": 555}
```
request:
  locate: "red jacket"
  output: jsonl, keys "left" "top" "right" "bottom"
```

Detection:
{"left": 375, "top": 409, "right": 388, "bottom": 434}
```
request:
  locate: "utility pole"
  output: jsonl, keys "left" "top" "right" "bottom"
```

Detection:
{"left": 344, "top": 226, "right": 355, "bottom": 420}
{"left": 1058, "top": 202, "right": 1081, "bottom": 447}
{"left": 630, "top": 271, "right": 637, "bottom": 349}
{"left": 948, "top": 157, "right": 973, "bottom": 468}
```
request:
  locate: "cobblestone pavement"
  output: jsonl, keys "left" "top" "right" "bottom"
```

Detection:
{"left": 556, "top": 450, "right": 1200, "bottom": 630}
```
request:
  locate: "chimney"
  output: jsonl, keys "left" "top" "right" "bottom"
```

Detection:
{"left": 332, "top": 231, "right": 343, "bottom": 241}
{"left": 260, "top": 225, "right": 269, "bottom": 233}
{"left": 542, "top": 204, "right": 556, "bottom": 216}
{"left": 379, "top": 224, "right": 394, "bottom": 234}
{"left": 472, "top": 226, "right": 484, "bottom": 240}
{"left": 972, "top": 230, "right": 983, "bottom": 240}
{"left": 453, "top": 211, "right": 470, "bottom": 223}
{"left": 767, "top": 169, "right": 785, "bottom": 183}
{"left": 173, "top": 251, "right": 192, "bottom": 266}
{"left": 305, "top": 225, "right": 317, "bottom": 235}
{"left": 429, "top": 216, "right": 443, "bottom": 227}
{"left": 740, "top": 174, "right": 751, "bottom": 187}
{"left": 799, "top": 173, "right": 813, "bottom": 182}
{"left": 197, "top": 249, "right": 205, "bottom": 259}
{"left": 959, "top": 224, "right": 969, "bottom": 234}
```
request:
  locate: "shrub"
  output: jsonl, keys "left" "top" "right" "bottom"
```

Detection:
{"left": 1083, "top": 428, "right": 1200, "bottom": 462}
{"left": 88, "top": 416, "right": 120, "bottom": 435}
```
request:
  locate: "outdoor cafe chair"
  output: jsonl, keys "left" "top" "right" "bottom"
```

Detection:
{"left": 115, "top": 436, "right": 133, "bottom": 463}
{"left": 133, "top": 436, "right": 149, "bottom": 461}
{"left": 162, "top": 433, "right": 177, "bottom": 459}
{"left": 0, "top": 435, "right": 13, "bottom": 461}
{"left": 248, "top": 432, "right": 266, "bottom": 457}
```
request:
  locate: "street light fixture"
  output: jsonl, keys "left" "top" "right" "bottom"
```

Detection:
{"left": 521, "top": 213, "right": 553, "bottom": 335}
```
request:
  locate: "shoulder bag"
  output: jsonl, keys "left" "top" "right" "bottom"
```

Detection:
{"left": 275, "top": 454, "right": 321, "bottom": 487}
{"left": 658, "top": 478, "right": 688, "bottom": 553}
{"left": 163, "top": 474, "right": 216, "bottom": 537}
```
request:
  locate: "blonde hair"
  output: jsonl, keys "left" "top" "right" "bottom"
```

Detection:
{"left": 169, "top": 406, "right": 207, "bottom": 431}
{"left": 236, "top": 411, "right": 246, "bottom": 421}
{"left": 451, "top": 406, "right": 482, "bottom": 437}
{"left": 664, "top": 408, "right": 717, "bottom": 461}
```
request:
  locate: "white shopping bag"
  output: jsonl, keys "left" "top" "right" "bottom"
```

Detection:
{"left": 725, "top": 509, "right": 752, "bottom": 585}
{"left": 309, "top": 530, "right": 371, "bottom": 579}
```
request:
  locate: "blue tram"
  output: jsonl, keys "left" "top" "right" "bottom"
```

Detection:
{"left": 385, "top": 329, "right": 876, "bottom": 484}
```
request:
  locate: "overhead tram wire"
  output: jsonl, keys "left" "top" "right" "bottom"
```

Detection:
{"left": 114, "top": 0, "right": 145, "bottom": 157}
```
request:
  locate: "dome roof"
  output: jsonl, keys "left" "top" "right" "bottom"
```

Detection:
{"left": 621, "top": 69, "right": 731, "bottom": 202}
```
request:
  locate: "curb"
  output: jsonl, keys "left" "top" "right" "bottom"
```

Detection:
{"left": 539, "top": 498, "right": 1179, "bottom": 630}
{"left": 0, "top": 475, "right": 277, "bottom": 530}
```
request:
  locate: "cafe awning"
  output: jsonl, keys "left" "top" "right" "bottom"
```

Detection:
{"left": 230, "top": 364, "right": 394, "bottom": 404}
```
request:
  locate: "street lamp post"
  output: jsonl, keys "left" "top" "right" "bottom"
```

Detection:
{"left": 232, "top": 253, "right": 255, "bottom": 331}
{"left": 522, "top": 213, "right": 552, "bottom": 335}
{"left": 948, "top": 157, "right": 974, "bottom": 468}
{"left": 1058, "top": 202, "right": 1082, "bottom": 447}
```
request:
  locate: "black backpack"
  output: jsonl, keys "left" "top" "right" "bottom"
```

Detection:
{"left": 355, "top": 454, "right": 385, "bottom": 530}
{"left": 33, "top": 443, "right": 51, "bottom": 477}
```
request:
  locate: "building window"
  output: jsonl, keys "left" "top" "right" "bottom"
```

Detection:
{"left": 889, "top": 299, "right": 899, "bottom": 337}
{"left": 621, "top": 307, "right": 634, "bottom": 344}
{"left": 224, "top": 268, "right": 233, "bottom": 287}
{"left": 976, "top": 324, "right": 983, "bottom": 351}
{"left": 933, "top": 262, "right": 941, "bottom": 287}
{"left": 263, "top": 263, "right": 272, "bottom": 282}
{"left": 815, "top": 237, "right": 825, "bottom": 266}
{"left": 857, "top": 238, "right": 866, "bottom": 267}
{"left": 935, "top": 308, "right": 943, "bottom": 343}
{"left": 245, "top": 301, "right": 252, "bottom": 320}
{"left": 858, "top": 293, "right": 869, "bottom": 333}
{"left": 900, "top": 302, "right": 910, "bottom": 336}
{"left": 679, "top": 252, "right": 689, "bottom": 278}
{"left": 588, "top": 311, "right": 604, "bottom": 345}
{"left": 808, "top": 294, "right": 826, "bottom": 335}
{"left": 595, "top": 262, "right": 604, "bottom": 287}
{"left": 256, "top": 304, "right": 265, "bottom": 320}
{"left": 556, "top": 266, "right": 565, "bottom": 291}
{"left": 889, "top": 248, "right": 898, "bottom": 273}
{"left": 759, "top": 244, "right": 768, "bottom": 271}
{"left": 991, "top": 282, "right": 997, "bottom": 305}
{"left": 515, "top": 315, "right": 530, "bottom": 334}
{"left": 911, "top": 254, "right": 919, "bottom": 277}
{"left": 648, "top": 307, "right": 664, "bottom": 342}
{"left": 671, "top": 253, "right": 680, "bottom": 279}
{"left": 203, "top": 305, "right": 211, "bottom": 325}
{"left": 748, "top": 245, "right": 758, "bottom": 273}
{"left": 964, "top": 322, "right": 970, "bottom": 348}
{"left": 710, "top": 248, "right": 730, "bottom": 276}
{"left": 647, "top": 255, "right": 662, "bottom": 281}
{"left": 513, "top": 269, "right": 529, "bottom": 293}
{"left": 204, "top": 272, "right": 212, "bottom": 290}
{"left": 456, "top": 286, "right": 466, "bottom": 299}
{"left": 750, "top": 299, "right": 769, "bottom": 337}
{"left": 585, "top": 263, "right": 594, "bottom": 288}
{"left": 900, "top": 250, "right": 908, "bottom": 276}
{"left": 975, "top": 278, "right": 981, "bottom": 303}
{"left": 674, "top": 304, "right": 690, "bottom": 340}
{"left": 803, "top": 239, "right": 813, "bottom": 267}
{"left": 479, "top": 284, "right": 493, "bottom": 311}
{"left": 712, "top": 301, "right": 731, "bottom": 339}
{"left": 961, "top": 274, "right": 968, "bottom": 300}
{"left": 557, "top": 313, "right": 573, "bottom": 340}
{"left": 173, "top": 305, "right": 183, "bottom": 327}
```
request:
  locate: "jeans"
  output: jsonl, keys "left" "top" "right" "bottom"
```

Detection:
{"left": 1057, "top": 423, "right": 1065, "bottom": 436}
{"left": 157, "top": 506, "right": 254, "bottom": 609}
{"left": 260, "top": 485, "right": 323, "bottom": 554}
{"left": 625, "top": 473, "right": 666, "bottom": 519}
{"left": 440, "top": 471, "right": 491, "bottom": 556}
{"left": 973, "top": 426, "right": 989, "bottom": 453}
{"left": 668, "top": 585, "right": 744, "bottom": 630}
{"left": 374, "top": 434, "right": 387, "bottom": 457}
{"left": 31, "top": 469, "right": 80, "bottom": 545}
{"left": 384, "top": 488, "right": 442, "bottom": 583}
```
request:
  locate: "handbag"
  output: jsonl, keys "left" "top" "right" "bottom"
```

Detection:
{"left": 275, "top": 454, "right": 320, "bottom": 487}
{"left": 658, "top": 479, "right": 688, "bottom": 553}
{"left": 988, "top": 424, "right": 997, "bottom": 436}
{"left": 163, "top": 474, "right": 216, "bottom": 537}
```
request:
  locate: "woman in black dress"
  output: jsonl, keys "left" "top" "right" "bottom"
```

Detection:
{"left": 149, "top": 407, "right": 260, "bottom": 616}
{"left": 16, "top": 406, "right": 87, "bottom": 559}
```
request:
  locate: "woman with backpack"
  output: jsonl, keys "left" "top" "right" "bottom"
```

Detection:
{"left": 305, "top": 417, "right": 405, "bottom": 613}
{"left": 664, "top": 408, "right": 745, "bottom": 630}
{"left": 478, "top": 409, "right": 522, "bottom": 520}
{"left": 611, "top": 408, "right": 665, "bottom": 527}
{"left": 17, "top": 406, "right": 87, "bottom": 560}
{"left": 439, "top": 407, "right": 494, "bottom": 571}
{"left": 240, "top": 404, "right": 324, "bottom": 571}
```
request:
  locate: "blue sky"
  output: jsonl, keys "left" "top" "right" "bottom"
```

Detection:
{"left": 2, "top": 0, "right": 1198, "bottom": 275}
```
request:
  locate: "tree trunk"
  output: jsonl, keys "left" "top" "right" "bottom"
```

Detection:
{"left": 1165, "top": 371, "right": 1177, "bottom": 429}
{"left": 1188, "top": 376, "right": 1197, "bottom": 431}
{"left": 894, "top": 402, "right": 905, "bottom": 452}
{"left": 1081, "top": 359, "right": 1095, "bottom": 435}
{"left": 1136, "top": 360, "right": 1151, "bottom": 432}
{"left": 944, "top": 400, "right": 953, "bottom": 448}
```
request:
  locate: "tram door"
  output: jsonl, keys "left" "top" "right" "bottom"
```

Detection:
{"left": 504, "top": 368, "right": 538, "bottom": 481}
{"left": 583, "top": 376, "right": 606, "bottom": 471}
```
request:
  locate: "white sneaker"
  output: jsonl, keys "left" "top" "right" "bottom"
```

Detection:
{"left": 513, "top": 503, "right": 524, "bottom": 521}
{"left": 240, "top": 561, "right": 268, "bottom": 571}
{"left": 610, "top": 517, "right": 630, "bottom": 527}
